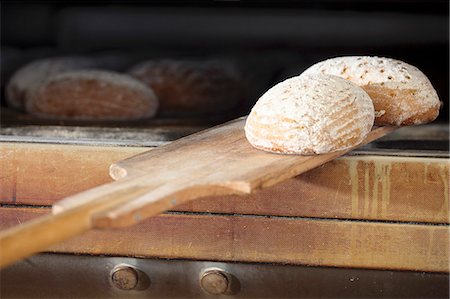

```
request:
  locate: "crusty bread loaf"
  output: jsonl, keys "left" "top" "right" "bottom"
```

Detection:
{"left": 302, "top": 56, "right": 440, "bottom": 126}
{"left": 6, "top": 57, "right": 98, "bottom": 110}
{"left": 245, "top": 74, "right": 375, "bottom": 155}
{"left": 26, "top": 70, "right": 159, "bottom": 121}
{"left": 128, "top": 59, "right": 244, "bottom": 116}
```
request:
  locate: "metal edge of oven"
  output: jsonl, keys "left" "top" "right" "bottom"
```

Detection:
{"left": 0, "top": 124, "right": 448, "bottom": 158}
{"left": 1, "top": 253, "right": 448, "bottom": 298}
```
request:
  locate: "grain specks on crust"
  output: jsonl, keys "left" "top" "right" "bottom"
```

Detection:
{"left": 302, "top": 56, "right": 440, "bottom": 126}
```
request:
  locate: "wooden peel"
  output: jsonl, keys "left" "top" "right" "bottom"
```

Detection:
{"left": 0, "top": 117, "right": 396, "bottom": 268}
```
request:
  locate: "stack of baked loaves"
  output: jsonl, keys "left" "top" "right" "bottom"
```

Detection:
{"left": 245, "top": 56, "right": 441, "bottom": 155}
{"left": 6, "top": 57, "right": 244, "bottom": 120}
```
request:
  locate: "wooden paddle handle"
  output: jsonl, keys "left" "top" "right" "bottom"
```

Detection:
{"left": 0, "top": 177, "right": 154, "bottom": 269}
{"left": 0, "top": 175, "right": 248, "bottom": 268}
{"left": 0, "top": 208, "right": 92, "bottom": 268}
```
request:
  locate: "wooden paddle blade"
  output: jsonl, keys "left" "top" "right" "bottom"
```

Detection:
{"left": 88, "top": 119, "right": 396, "bottom": 228}
{"left": 109, "top": 117, "right": 250, "bottom": 180}
{"left": 91, "top": 180, "right": 251, "bottom": 228}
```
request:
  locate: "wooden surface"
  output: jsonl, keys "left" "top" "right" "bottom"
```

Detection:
{"left": 0, "top": 118, "right": 394, "bottom": 268}
{"left": 0, "top": 142, "right": 144, "bottom": 203}
{"left": 0, "top": 119, "right": 448, "bottom": 272}
{"left": 54, "top": 118, "right": 395, "bottom": 227}
{"left": 1, "top": 207, "right": 448, "bottom": 273}
{"left": 0, "top": 144, "right": 447, "bottom": 223}
{"left": 186, "top": 156, "right": 449, "bottom": 223}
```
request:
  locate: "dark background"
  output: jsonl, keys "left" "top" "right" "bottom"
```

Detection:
{"left": 1, "top": 0, "right": 448, "bottom": 122}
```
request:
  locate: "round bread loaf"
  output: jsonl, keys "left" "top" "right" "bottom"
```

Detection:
{"left": 26, "top": 70, "right": 159, "bottom": 121}
{"left": 245, "top": 74, "right": 375, "bottom": 155}
{"left": 128, "top": 59, "right": 244, "bottom": 116}
{"left": 6, "top": 56, "right": 98, "bottom": 110}
{"left": 302, "top": 56, "right": 440, "bottom": 126}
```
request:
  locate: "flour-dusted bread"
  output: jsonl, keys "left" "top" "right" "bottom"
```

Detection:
{"left": 6, "top": 56, "right": 98, "bottom": 110}
{"left": 302, "top": 56, "right": 440, "bottom": 126}
{"left": 128, "top": 59, "right": 244, "bottom": 116}
{"left": 245, "top": 74, "right": 375, "bottom": 155}
{"left": 26, "top": 70, "right": 159, "bottom": 121}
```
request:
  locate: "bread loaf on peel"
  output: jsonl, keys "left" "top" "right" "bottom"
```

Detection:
{"left": 245, "top": 74, "right": 375, "bottom": 155}
{"left": 6, "top": 57, "right": 97, "bottom": 110}
{"left": 128, "top": 59, "right": 243, "bottom": 116}
{"left": 302, "top": 56, "right": 440, "bottom": 126}
{"left": 26, "top": 70, "right": 159, "bottom": 121}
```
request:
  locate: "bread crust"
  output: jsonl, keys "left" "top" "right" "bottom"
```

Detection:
{"left": 245, "top": 74, "right": 375, "bottom": 155}
{"left": 6, "top": 57, "right": 98, "bottom": 110}
{"left": 26, "top": 70, "right": 159, "bottom": 121}
{"left": 128, "top": 59, "right": 243, "bottom": 116}
{"left": 302, "top": 56, "right": 440, "bottom": 126}
{"left": 362, "top": 84, "right": 439, "bottom": 125}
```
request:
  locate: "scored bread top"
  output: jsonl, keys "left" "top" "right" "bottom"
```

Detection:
{"left": 245, "top": 74, "right": 375, "bottom": 155}
{"left": 302, "top": 56, "right": 440, "bottom": 124}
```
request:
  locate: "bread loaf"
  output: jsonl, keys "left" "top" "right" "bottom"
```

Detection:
{"left": 26, "top": 70, "right": 158, "bottom": 121}
{"left": 6, "top": 57, "right": 98, "bottom": 110}
{"left": 302, "top": 56, "right": 440, "bottom": 126}
{"left": 245, "top": 74, "right": 375, "bottom": 155}
{"left": 128, "top": 59, "right": 244, "bottom": 116}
